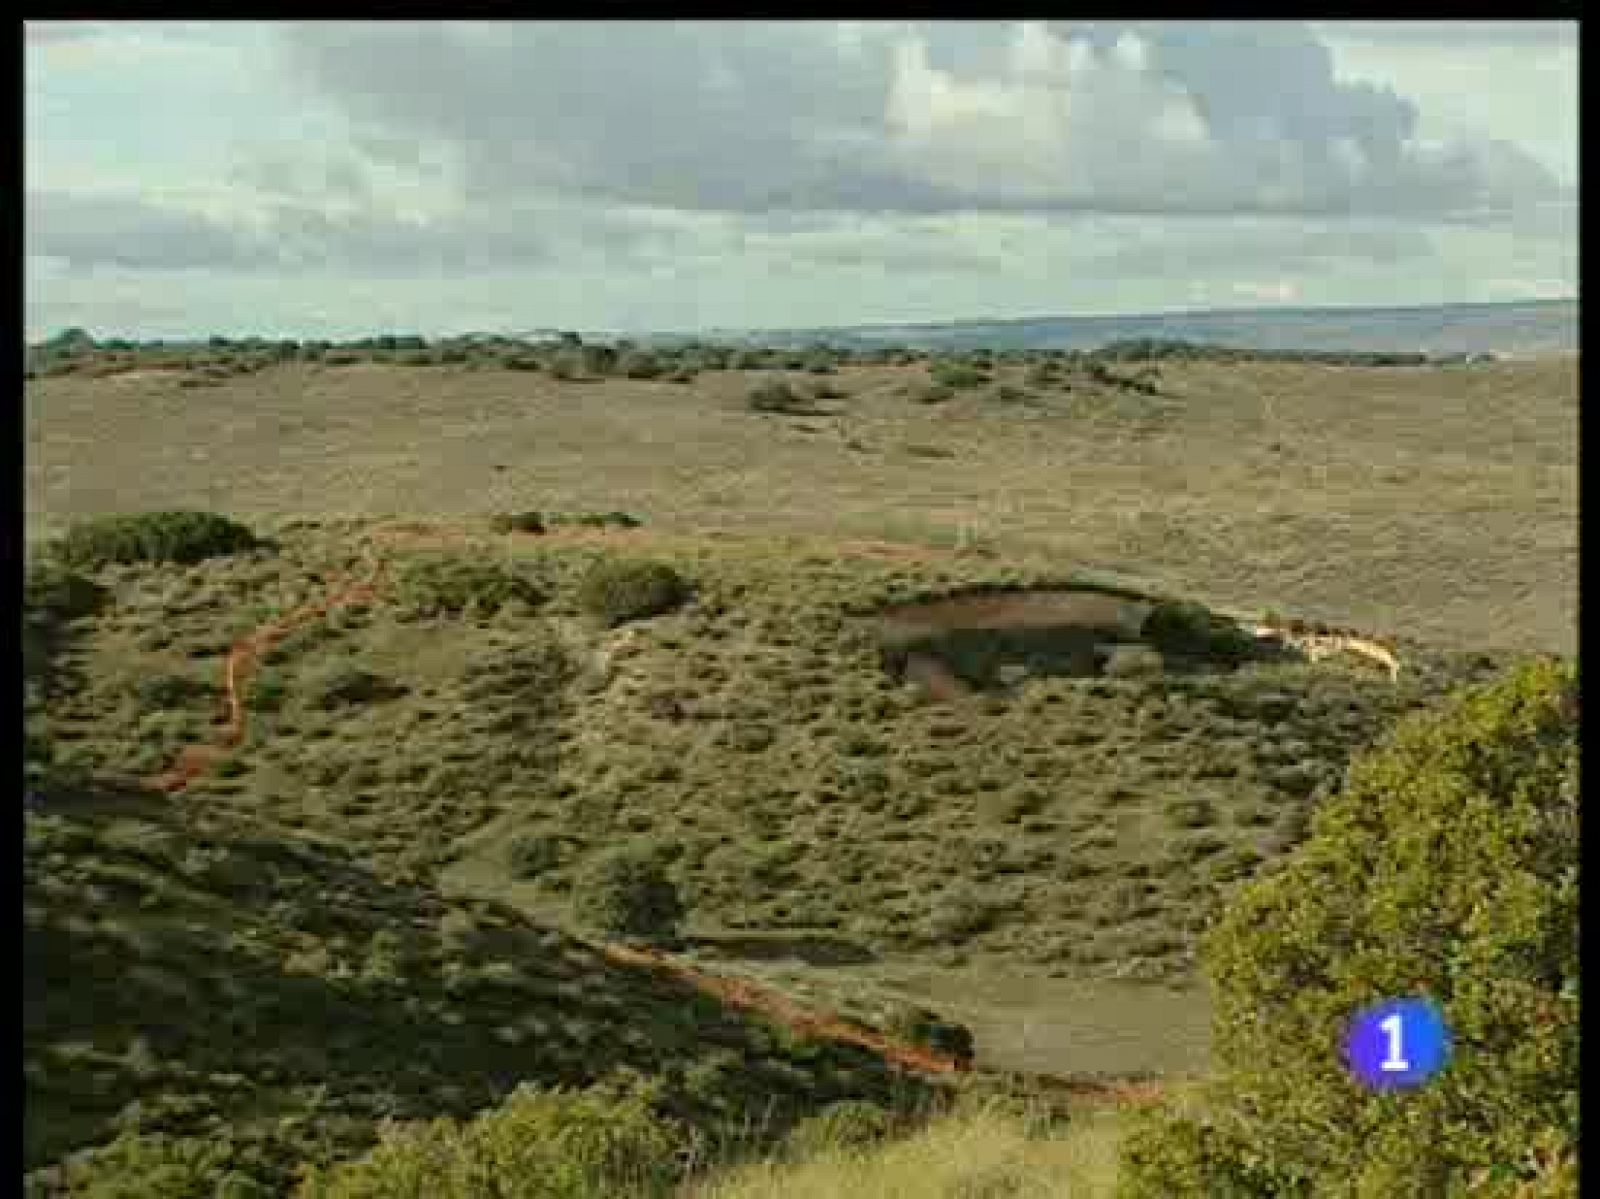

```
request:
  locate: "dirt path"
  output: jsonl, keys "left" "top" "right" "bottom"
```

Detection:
{"left": 142, "top": 522, "right": 1163, "bottom": 1096}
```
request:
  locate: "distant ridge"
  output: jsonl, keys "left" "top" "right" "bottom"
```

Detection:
{"left": 662, "top": 299, "right": 1576, "bottom": 357}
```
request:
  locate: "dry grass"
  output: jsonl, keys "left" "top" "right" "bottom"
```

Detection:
{"left": 690, "top": 1101, "right": 1125, "bottom": 1198}
{"left": 25, "top": 356, "right": 1577, "bottom": 653}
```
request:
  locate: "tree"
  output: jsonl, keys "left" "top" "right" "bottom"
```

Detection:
{"left": 572, "top": 846, "right": 685, "bottom": 944}
{"left": 1118, "top": 658, "right": 1579, "bottom": 1196}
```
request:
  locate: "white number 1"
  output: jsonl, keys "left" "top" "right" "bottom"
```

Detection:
{"left": 1379, "top": 1013, "right": 1411, "bottom": 1071}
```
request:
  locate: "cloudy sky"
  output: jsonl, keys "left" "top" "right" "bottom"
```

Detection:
{"left": 25, "top": 20, "right": 1577, "bottom": 339}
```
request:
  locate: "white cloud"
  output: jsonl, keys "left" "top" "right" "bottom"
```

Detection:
{"left": 22, "top": 20, "right": 1578, "bottom": 335}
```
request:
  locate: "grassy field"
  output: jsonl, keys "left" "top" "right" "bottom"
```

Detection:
{"left": 22, "top": 347, "right": 1576, "bottom": 1191}
{"left": 26, "top": 354, "right": 1577, "bottom": 653}
{"left": 692, "top": 1100, "right": 1127, "bottom": 1198}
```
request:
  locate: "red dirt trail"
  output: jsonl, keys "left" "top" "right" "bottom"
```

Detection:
{"left": 143, "top": 523, "right": 1165, "bottom": 1101}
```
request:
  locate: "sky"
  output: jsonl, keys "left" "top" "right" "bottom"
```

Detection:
{"left": 24, "top": 20, "right": 1578, "bottom": 340}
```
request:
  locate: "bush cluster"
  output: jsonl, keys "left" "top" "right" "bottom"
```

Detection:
{"left": 1118, "top": 659, "right": 1579, "bottom": 1194}
{"left": 294, "top": 1084, "right": 682, "bottom": 1198}
{"left": 571, "top": 845, "right": 686, "bottom": 943}
{"left": 746, "top": 378, "right": 806, "bottom": 413}
{"left": 51, "top": 511, "right": 260, "bottom": 569}
{"left": 578, "top": 560, "right": 690, "bottom": 627}
{"left": 393, "top": 557, "right": 545, "bottom": 619}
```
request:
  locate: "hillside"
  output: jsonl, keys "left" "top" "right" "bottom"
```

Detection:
{"left": 24, "top": 778, "right": 943, "bottom": 1193}
{"left": 25, "top": 351, "right": 1578, "bottom": 655}
{"left": 22, "top": 341, "right": 1576, "bottom": 1193}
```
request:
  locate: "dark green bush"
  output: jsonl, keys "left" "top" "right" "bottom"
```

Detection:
{"left": 884, "top": 1004, "right": 977, "bottom": 1068}
{"left": 929, "top": 364, "right": 989, "bottom": 391}
{"left": 571, "top": 845, "right": 685, "bottom": 943}
{"left": 134, "top": 672, "right": 214, "bottom": 710}
{"left": 578, "top": 561, "right": 690, "bottom": 627}
{"left": 747, "top": 378, "right": 805, "bottom": 413}
{"left": 52, "top": 511, "right": 259, "bottom": 569}
{"left": 25, "top": 559, "right": 108, "bottom": 621}
{"left": 560, "top": 511, "right": 642, "bottom": 530}
{"left": 507, "top": 833, "right": 565, "bottom": 880}
{"left": 303, "top": 660, "right": 405, "bottom": 709}
{"left": 1143, "top": 601, "right": 1253, "bottom": 665}
{"left": 490, "top": 511, "right": 546, "bottom": 535}
{"left": 394, "top": 557, "right": 544, "bottom": 619}
{"left": 1118, "top": 659, "right": 1579, "bottom": 1195}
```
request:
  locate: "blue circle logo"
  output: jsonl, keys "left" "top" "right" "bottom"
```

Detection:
{"left": 1344, "top": 998, "right": 1452, "bottom": 1090}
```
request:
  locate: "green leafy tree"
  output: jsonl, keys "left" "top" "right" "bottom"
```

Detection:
{"left": 1118, "top": 658, "right": 1579, "bottom": 1197}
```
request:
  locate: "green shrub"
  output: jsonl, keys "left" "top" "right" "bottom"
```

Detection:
{"left": 1118, "top": 659, "right": 1579, "bottom": 1195}
{"left": 1163, "top": 797, "right": 1216, "bottom": 829}
{"left": 746, "top": 378, "right": 805, "bottom": 413}
{"left": 559, "top": 511, "right": 642, "bottom": 530}
{"left": 303, "top": 659, "right": 404, "bottom": 709}
{"left": 1143, "top": 601, "right": 1253, "bottom": 665}
{"left": 47, "top": 1131, "right": 268, "bottom": 1199}
{"left": 294, "top": 1084, "right": 681, "bottom": 1198}
{"left": 394, "top": 557, "right": 544, "bottom": 619}
{"left": 507, "top": 833, "right": 565, "bottom": 880}
{"left": 52, "top": 511, "right": 259, "bottom": 569}
{"left": 25, "top": 561, "right": 109, "bottom": 622}
{"left": 133, "top": 672, "right": 213, "bottom": 710}
{"left": 577, "top": 561, "right": 689, "bottom": 627}
{"left": 490, "top": 511, "right": 546, "bottom": 535}
{"left": 884, "top": 1004, "right": 976, "bottom": 1068}
{"left": 929, "top": 364, "right": 989, "bottom": 390}
{"left": 1118, "top": 1102, "right": 1305, "bottom": 1198}
{"left": 571, "top": 845, "right": 685, "bottom": 943}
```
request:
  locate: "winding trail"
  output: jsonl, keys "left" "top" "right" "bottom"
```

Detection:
{"left": 140, "top": 522, "right": 1273, "bottom": 1101}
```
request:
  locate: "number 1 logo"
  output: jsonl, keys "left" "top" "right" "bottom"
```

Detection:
{"left": 1378, "top": 1012, "right": 1411, "bottom": 1072}
{"left": 1345, "top": 999, "right": 1450, "bottom": 1090}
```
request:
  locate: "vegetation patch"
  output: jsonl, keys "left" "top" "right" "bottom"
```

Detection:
{"left": 393, "top": 556, "right": 545, "bottom": 619}
{"left": 51, "top": 511, "right": 260, "bottom": 570}
{"left": 578, "top": 560, "right": 691, "bottom": 626}
{"left": 1118, "top": 660, "right": 1578, "bottom": 1194}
